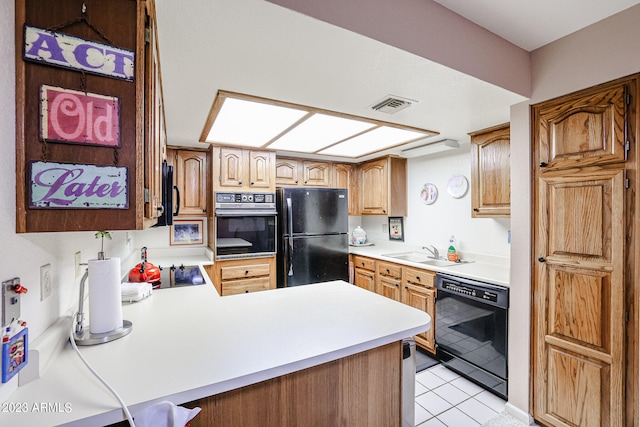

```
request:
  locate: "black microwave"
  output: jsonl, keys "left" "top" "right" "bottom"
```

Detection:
{"left": 154, "top": 160, "right": 179, "bottom": 227}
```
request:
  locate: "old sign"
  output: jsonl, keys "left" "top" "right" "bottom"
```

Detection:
{"left": 30, "top": 161, "right": 128, "bottom": 209}
{"left": 40, "top": 85, "right": 121, "bottom": 147}
{"left": 23, "top": 25, "right": 134, "bottom": 81}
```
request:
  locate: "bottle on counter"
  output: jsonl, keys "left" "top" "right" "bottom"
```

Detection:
{"left": 447, "top": 235, "right": 459, "bottom": 262}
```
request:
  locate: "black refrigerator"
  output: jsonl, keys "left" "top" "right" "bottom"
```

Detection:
{"left": 276, "top": 187, "right": 349, "bottom": 287}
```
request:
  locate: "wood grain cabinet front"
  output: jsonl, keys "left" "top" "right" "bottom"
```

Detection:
{"left": 210, "top": 257, "right": 276, "bottom": 296}
{"left": 469, "top": 123, "right": 510, "bottom": 218}
{"left": 275, "top": 158, "right": 332, "bottom": 187}
{"left": 359, "top": 156, "right": 407, "bottom": 216}
{"left": 214, "top": 147, "right": 275, "bottom": 191}
{"left": 167, "top": 148, "right": 209, "bottom": 217}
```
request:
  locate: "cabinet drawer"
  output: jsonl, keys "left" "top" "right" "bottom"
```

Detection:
{"left": 352, "top": 255, "right": 375, "bottom": 272}
{"left": 404, "top": 267, "right": 435, "bottom": 288}
{"left": 221, "top": 277, "right": 271, "bottom": 296}
{"left": 220, "top": 263, "right": 271, "bottom": 280}
{"left": 377, "top": 261, "right": 402, "bottom": 279}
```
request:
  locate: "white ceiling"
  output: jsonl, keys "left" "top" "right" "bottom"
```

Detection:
{"left": 154, "top": 0, "right": 638, "bottom": 161}
{"left": 433, "top": 0, "right": 640, "bottom": 51}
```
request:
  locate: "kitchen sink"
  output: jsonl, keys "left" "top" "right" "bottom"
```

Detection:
{"left": 382, "top": 252, "right": 463, "bottom": 267}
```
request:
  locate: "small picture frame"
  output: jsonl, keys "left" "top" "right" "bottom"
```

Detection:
{"left": 388, "top": 217, "right": 404, "bottom": 241}
{"left": 170, "top": 220, "right": 204, "bottom": 246}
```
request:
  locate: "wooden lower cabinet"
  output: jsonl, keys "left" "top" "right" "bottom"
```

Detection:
{"left": 207, "top": 257, "right": 275, "bottom": 296}
{"left": 353, "top": 255, "right": 376, "bottom": 292}
{"left": 351, "top": 255, "right": 436, "bottom": 354}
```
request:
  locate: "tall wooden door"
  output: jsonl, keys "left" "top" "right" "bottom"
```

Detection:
{"left": 532, "top": 77, "right": 635, "bottom": 427}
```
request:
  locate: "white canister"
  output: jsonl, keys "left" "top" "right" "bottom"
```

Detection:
{"left": 352, "top": 226, "right": 367, "bottom": 245}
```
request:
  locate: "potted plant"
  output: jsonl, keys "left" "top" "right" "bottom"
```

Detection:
{"left": 95, "top": 231, "right": 112, "bottom": 260}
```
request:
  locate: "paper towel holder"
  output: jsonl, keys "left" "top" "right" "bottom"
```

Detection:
{"left": 74, "top": 268, "right": 132, "bottom": 346}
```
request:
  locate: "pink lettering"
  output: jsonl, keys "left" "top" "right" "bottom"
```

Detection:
{"left": 50, "top": 93, "right": 85, "bottom": 140}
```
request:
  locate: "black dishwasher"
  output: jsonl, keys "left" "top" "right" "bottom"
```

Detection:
{"left": 435, "top": 273, "right": 509, "bottom": 400}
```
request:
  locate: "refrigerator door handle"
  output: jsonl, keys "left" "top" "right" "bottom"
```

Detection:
{"left": 286, "top": 197, "right": 294, "bottom": 276}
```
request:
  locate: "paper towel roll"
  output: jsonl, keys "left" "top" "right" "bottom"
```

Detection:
{"left": 88, "top": 257, "right": 123, "bottom": 334}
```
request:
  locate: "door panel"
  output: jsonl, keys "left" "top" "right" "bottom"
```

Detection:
{"left": 537, "top": 84, "right": 627, "bottom": 169}
{"left": 547, "top": 346, "right": 608, "bottom": 427}
{"left": 283, "top": 234, "right": 348, "bottom": 287}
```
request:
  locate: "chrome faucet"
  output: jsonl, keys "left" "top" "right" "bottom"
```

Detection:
{"left": 422, "top": 245, "right": 439, "bottom": 259}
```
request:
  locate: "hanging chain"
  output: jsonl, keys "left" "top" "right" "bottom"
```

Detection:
{"left": 47, "top": 2, "right": 115, "bottom": 47}
{"left": 113, "top": 147, "right": 119, "bottom": 166}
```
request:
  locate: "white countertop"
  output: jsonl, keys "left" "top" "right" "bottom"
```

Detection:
{"left": 349, "top": 241, "right": 510, "bottom": 287}
{"left": 1, "top": 279, "right": 430, "bottom": 427}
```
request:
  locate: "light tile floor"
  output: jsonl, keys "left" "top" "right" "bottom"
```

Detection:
{"left": 415, "top": 364, "right": 507, "bottom": 426}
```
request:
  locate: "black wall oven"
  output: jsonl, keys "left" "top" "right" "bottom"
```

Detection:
{"left": 214, "top": 192, "right": 277, "bottom": 260}
{"left": 435, "top": 273, "right": 509, "bottom": 400}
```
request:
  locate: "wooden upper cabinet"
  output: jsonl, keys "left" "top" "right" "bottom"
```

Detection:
{"left": 333, "top": 163, "right": 359, "bottom": 215}
{"left": 360, "top": 156, "right": 407, "bottom": 216}
{"left": 275, "top": 158, "right": 301, "bottom": 186}
{"left": 170, "top": 149, "right": 208, "bottom": 217}
{"left": 248, "top": 151, "right": 274, "bottom": 188}
{"left": 536, "top": 83, "right": 628, "bottom": 171}
{"left": 469, "top": 123, "right": 510, "bottom": 218}
{"left": 15, "top": 0, "right": 164, "bottom": 232}
{"left": 214, "top": 147, "right": 275, "bottom": 191}
{"left": 217, "top": 147, "right": 244, "bottom": 187}
{"left": 275, "top": 158, "right": 331, "bottom": 187}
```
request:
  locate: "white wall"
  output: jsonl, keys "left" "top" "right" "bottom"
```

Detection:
{"left": 362, "top": 148, "right": 510, "bottom": 257}
{"left": 508, "top": 2, "right": 640, "bottom": 415}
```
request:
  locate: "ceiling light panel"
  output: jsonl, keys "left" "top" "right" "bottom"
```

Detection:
{"left": 267, "top": 113, "right": 376, "bottom": 152}
{"left": 205, "top": 98, "right": 307, "bottom": 147}
{"left": 318, "top": 126, "right": 432, "bottom": 157}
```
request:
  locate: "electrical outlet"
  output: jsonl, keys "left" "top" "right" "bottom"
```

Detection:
{"left": 40, "top": 264, "right": 52, "bottom": 301}
{"left": 75, "top": 251, "right": 82, "bottom": 278}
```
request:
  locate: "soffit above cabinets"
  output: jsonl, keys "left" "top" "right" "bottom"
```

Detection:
{"left": 200, "top": 91, "right": 439, "bottom": 159}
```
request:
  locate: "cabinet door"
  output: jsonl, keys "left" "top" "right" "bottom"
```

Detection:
{"left": 531, "top": 78, "right": 633, "bottom": 427}
{"left": 470, "top": 124, "right": 510, "bottom": 218}
{"left": 249, "top": 151, "right": 275, "bottom": 189}
{"left": 143, "top": 14, "right": 164, "bottom": 224}
{"left": 354, "top": 268, "right": 376, "bottom": 293}
{"left": 176, "top": 151, "right": 208, "bottom": 216}
{"left": 302, "top": 161, "right": 331, "bottom": 186}
{"left": 275, "top": 158, "right": 301, "bottom": 186}
{"left": 403, "top": 284, "right": 435, "bottom": 353}
{"left": 360, "top": 158, "right": 388, "bottom": 215}
{"left": 218, "top": 147, "right": 245, "bottom": 187}
{"left": 377, "top": 276, "right": 401, "bottom": 301}
{"left": 333, "top": 163, "right": 359, "bottom": 214}
{"left": 536, "top": 83, "right": 627, "bottom": 170}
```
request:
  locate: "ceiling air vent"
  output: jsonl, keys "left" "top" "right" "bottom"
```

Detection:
{"left": 369, "top": 95, "right": 415, "bottom": 114}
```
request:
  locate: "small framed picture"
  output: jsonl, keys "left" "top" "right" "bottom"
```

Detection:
{"left": 388, "top": 217, "right": 404, "bottom": 241}
{"left": 170, "top": 220, "right": 204, "bottom": 246}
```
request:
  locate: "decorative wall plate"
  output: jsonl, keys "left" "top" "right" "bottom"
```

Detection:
{"left": 420, "top": 183, "right": 438, "bottom": 205}
{"left": 446, "top": 175, "right": 468, "bottom": 199}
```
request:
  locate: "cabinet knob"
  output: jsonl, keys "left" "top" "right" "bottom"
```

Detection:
{"left": 416, "top": 276, "right": 420, "bottom": 280}
{"left": 295, "top": 180, "right": 299, "bottom": 184}
{"left": 395, "top": 283, "right": 399, "bottom": 287}
{"left": 539, "top": 162, "right": 548, "bottom": 167}
{"left": 473, "top": 208, "right": 479, "bottom": 212}
{"left": 251, "top": 182, "right": 255, "bottom": 185}
{"left": 239, "top": 181, "right": 243, "bottom": 185}
{"left": 245, "top": 290, "right": 249, "bottom": 293}
{"left": 202, "top": 209, "right": 207, "bottom": 213}
{"left": 245, "top": 270, "right": 249, "bottom": 274}
{"left": 538, "top": 257, "right": 546, "bottom": 263}
{"left": 304, "top": 181, "right": 308, "bottom": 184}
{"left": 386, "top": 268, "right": 390, "bottom": 273}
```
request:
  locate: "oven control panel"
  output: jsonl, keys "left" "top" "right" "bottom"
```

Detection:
{"left": 216, "top": 192, "right": 274, "bottom": 204}
{"left": 215, "top": 192, "right": 276, "bottom": 210}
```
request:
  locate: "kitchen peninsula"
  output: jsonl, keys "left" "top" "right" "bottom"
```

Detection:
{"left": 0, "top": 278, "right": 430, "bottom": 426}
